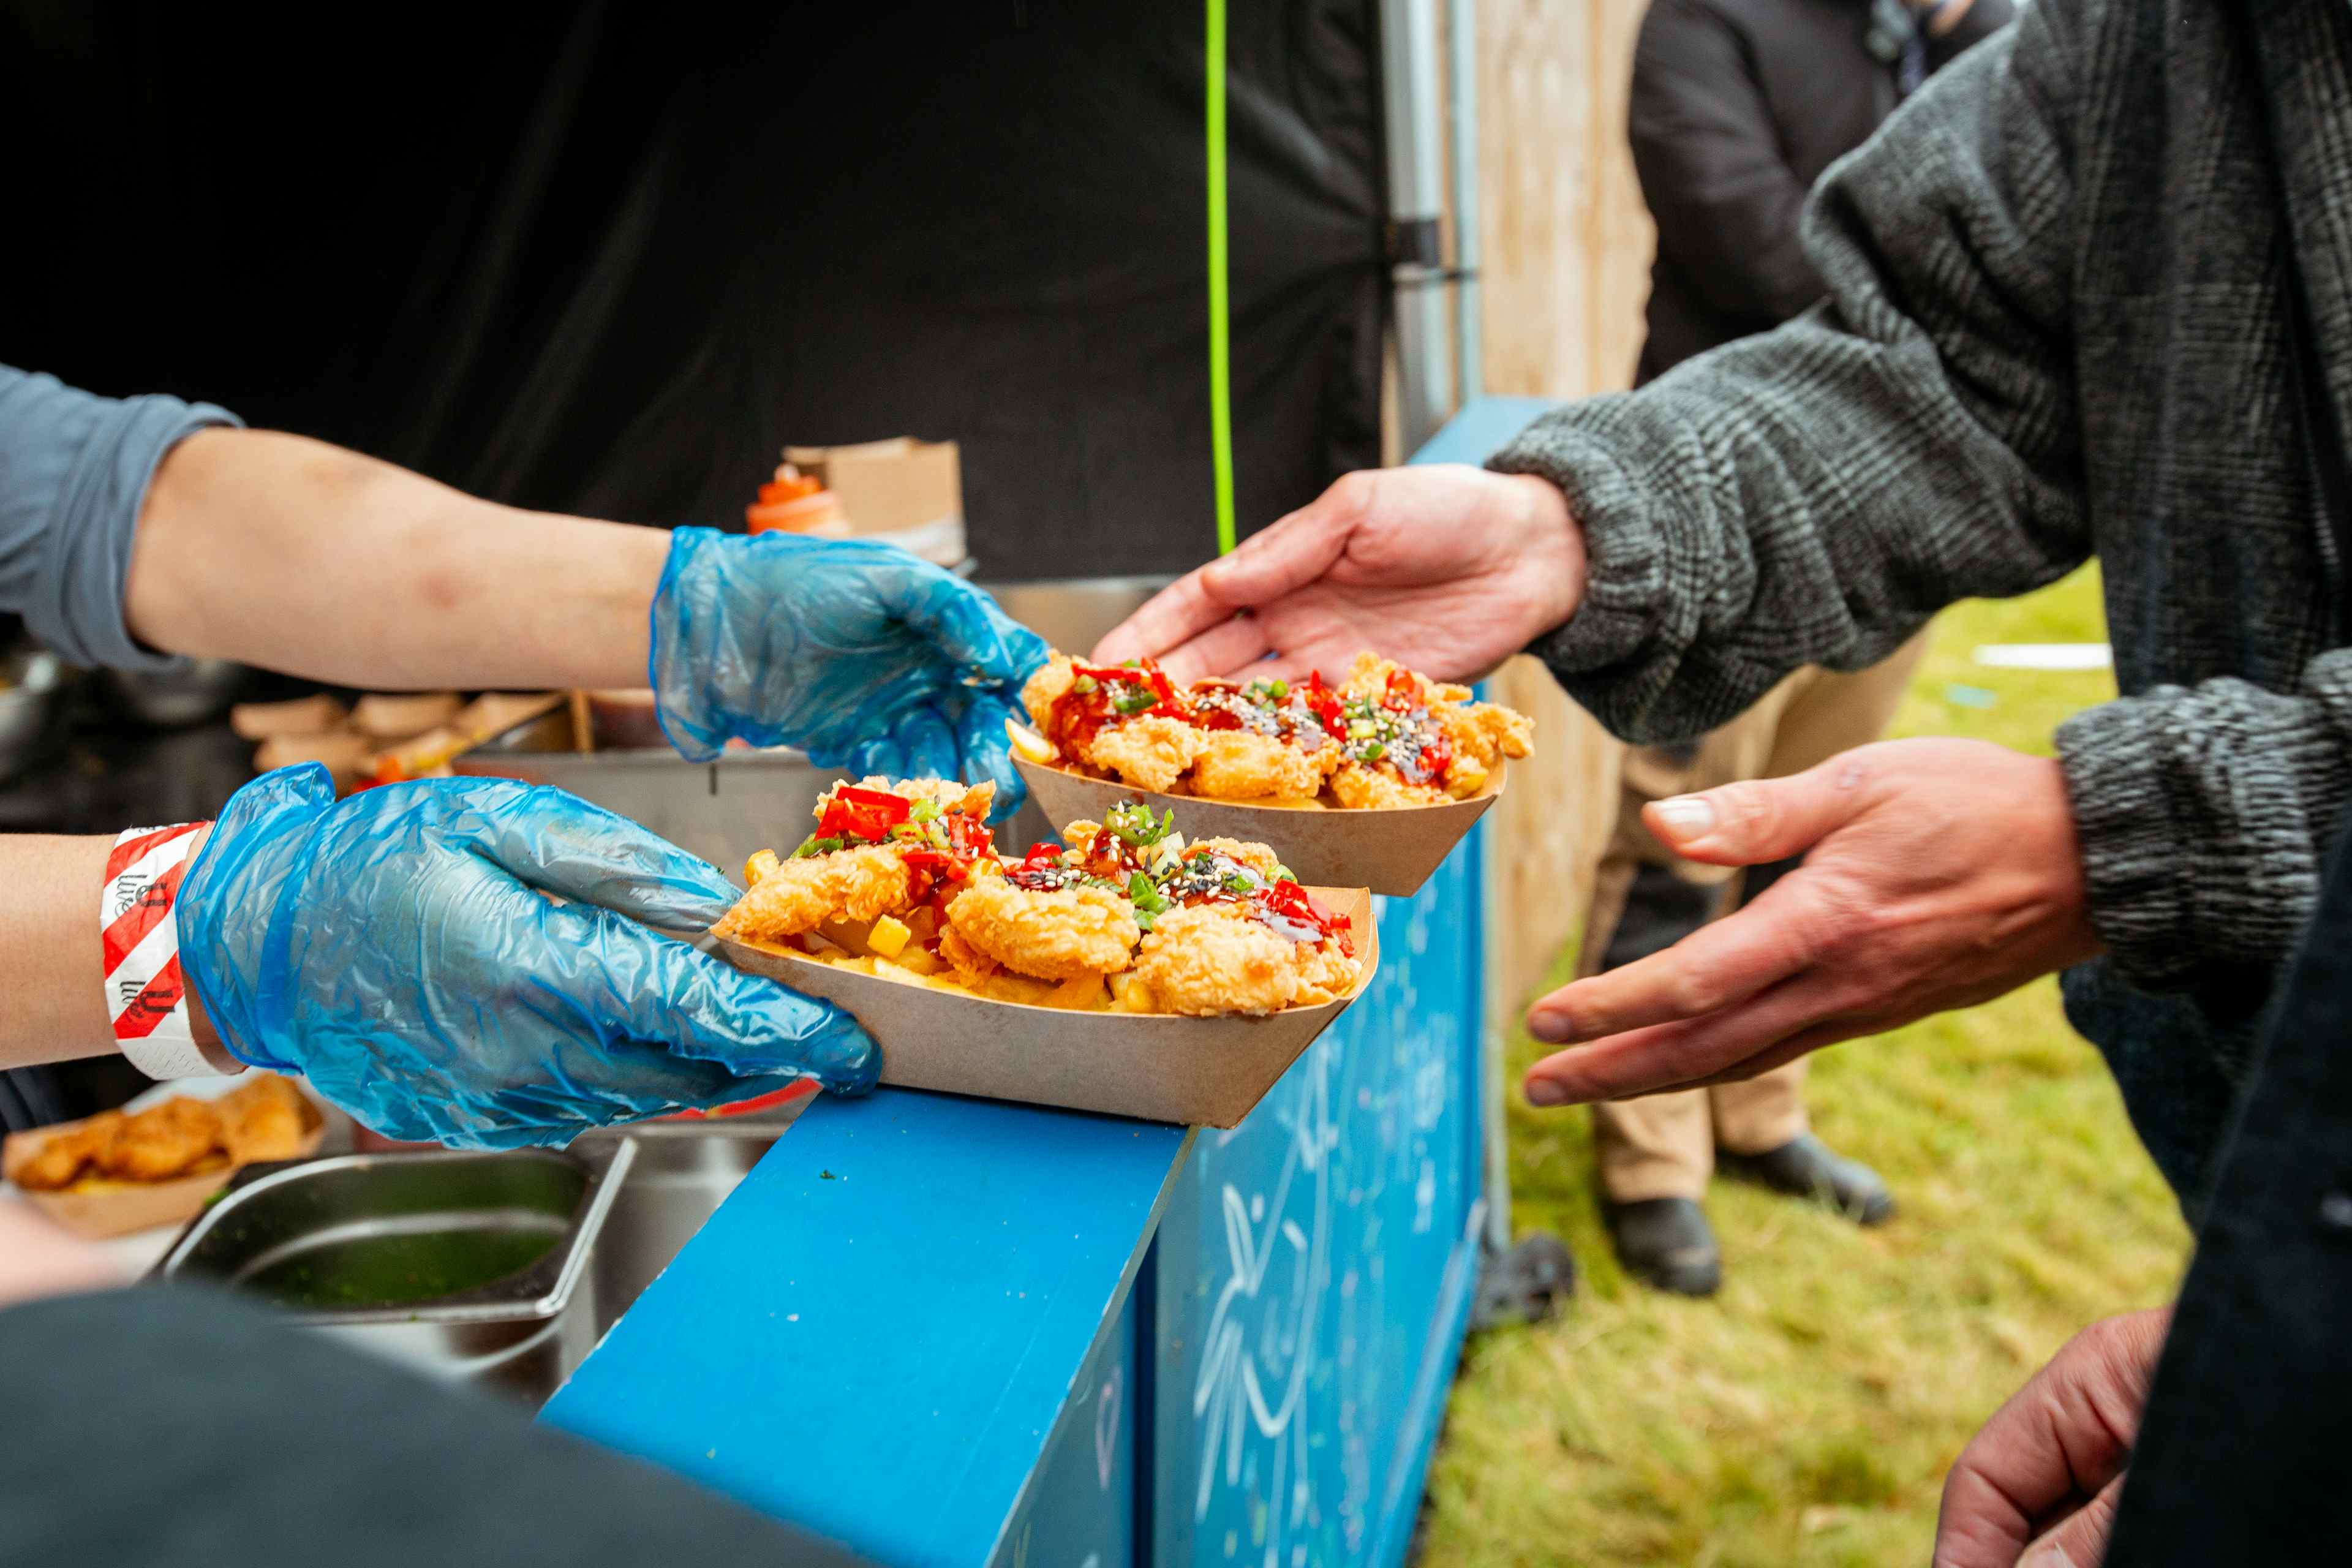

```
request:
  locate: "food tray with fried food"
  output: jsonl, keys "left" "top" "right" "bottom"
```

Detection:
{"left": 1008, "top": 651, "right": 1531, "bottom": 894}
{"left": 706, "top": 780, "right": 1377, "bottom": 1128}
{"left": 2, "top": 1074, "right": 325, "bottom": 1238}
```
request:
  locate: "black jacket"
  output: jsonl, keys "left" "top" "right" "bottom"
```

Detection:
{"left": 1629, "top": 0, "right": 2011, "bottom": 383}
{"left": 2103, "top": 812, "right": 2352, "bottom": 1562}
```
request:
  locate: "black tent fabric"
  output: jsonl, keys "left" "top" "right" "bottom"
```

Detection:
{"left": 2, "top": 2, "right": 1386, "bottom": 581}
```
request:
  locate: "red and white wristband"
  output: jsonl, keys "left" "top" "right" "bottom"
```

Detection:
{"left": 101, "top": 823, "right": 239, "bottom": 1079}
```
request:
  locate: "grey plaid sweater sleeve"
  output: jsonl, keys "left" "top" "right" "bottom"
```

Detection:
{"left": 1493, "top": 0, "right": 2352, "bottom": 997}
{"left": 1492, "top": 18, "right": 2090, "bottom": 735}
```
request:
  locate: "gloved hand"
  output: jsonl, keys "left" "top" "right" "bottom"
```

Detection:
{"left": 178, "top": 766, "right": 880, "bottom": 1150}
{"left": 649, "top": 527, "right": 1047, "bottom": 821}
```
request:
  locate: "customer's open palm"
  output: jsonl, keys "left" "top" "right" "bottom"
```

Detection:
{"left": 1093, "top": 466, "right": 1586, "bottom": 684}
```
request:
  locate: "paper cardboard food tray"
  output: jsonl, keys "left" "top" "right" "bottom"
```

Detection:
{"left": 1012, "top": 757, "right": 1504, "bottom": 897}
{"left": 2, "top": 1089, "right": 325, "bottom": 1240}
{"left": 712, "top": 888, "right": 1377, "bottom": 1129}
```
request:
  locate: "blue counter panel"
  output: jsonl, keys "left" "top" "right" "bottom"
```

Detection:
{"left": 992, "top": 1303, "right": 1136, "bottom": 1567}
{"left": 544, "top": 1090, "right": 1191, "bottom": 1567}
{"left": 1153, "top": 835, "right": 1485, "bottom": 1568}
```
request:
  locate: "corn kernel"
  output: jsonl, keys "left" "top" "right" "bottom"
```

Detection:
{"left": 868, "top": 914, "right": 913, "bottom": 959}
{"left": 744, "top": 849, "right": 782, "bottom": 885}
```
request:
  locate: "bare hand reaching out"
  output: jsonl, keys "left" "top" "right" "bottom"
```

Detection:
{"left": 1521, "top": 737, "right": 2106, "bottom": 1107}
{"left": 1092, "top": 466, "right": 1586, "bottom": 683}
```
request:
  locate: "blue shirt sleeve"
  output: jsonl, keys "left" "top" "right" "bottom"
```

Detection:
{"left": 0, "top": 364, "right": 242, "bottom": 670}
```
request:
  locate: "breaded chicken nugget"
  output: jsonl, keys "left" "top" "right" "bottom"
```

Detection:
{"left": 1329, "top": 761, "right": 1447, "bottom": 810}
{"left": 1132, "top": 905, "right": 1301, "bottom": 1017}
{"left": 1290, "top": 939, "right": 1362, "bottom": 1006}
{"left": 1185, "top": 838, "right": 1286, "bottom": 880}
{"left": 1081, "top": 714, "right": 1200, "bottom": 794}
{"left": 1191, "top": 729, "right": 1335, "bottom": 800}
{"left": 946, "top": 876, "right": 1140, "bottom": 982}
{"left": 12, "top": 1111, "right": 124, "bottom": 1192}
{"left": 221, "top": 1076, "right": 310, "bottom": 1164}
{"left": 714, "top": 844, "right": 916, "bottom": 943}
{"left": 1437, "top": 701, "right": 1534, "bottom": 768}
{"left": 1020, "top": 654, "right": 1077, "bottom": 730}
{"left": 105, "top": 1098, "right": 227, "bottom": 1182}
{"left": 937, "top": 923, "right": 1001, "bottom": 987}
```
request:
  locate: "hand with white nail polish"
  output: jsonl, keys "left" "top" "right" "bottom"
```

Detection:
{"left": 1519, "top": 737, "right": 2103, "bottom": 1107}
{"left": 1934, "top": 1307, "right": 2171, "bottom": 1568}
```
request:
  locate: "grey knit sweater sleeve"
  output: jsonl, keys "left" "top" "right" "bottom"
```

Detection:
{"left": 1490, "top": 0, "right": 2352, "bottom": 997}
{"left": 1491, "top": 13, "right": 2090, "bottom": 738}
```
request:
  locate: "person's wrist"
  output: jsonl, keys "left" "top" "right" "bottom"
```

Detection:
{"left": 1496, "top": 472, "right": 1586, "bottom": 644}
{"left": 2015, "top": 752, "right": 2106, "bottom": 967}
{"left": 176, "top": 827, "right": 240, "bottom": 1071}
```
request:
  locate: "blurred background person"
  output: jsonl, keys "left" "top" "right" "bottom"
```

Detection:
{"left": 1581, "top": 0, "right": 2011, "bottom": 1295}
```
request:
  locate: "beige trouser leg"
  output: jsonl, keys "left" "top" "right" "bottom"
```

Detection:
{"left": 1588, "top": 634, "right": 1930, "bottom": 1203}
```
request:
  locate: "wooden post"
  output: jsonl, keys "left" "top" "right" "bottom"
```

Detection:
{"left": 1466, "top": 0, "right": 1653, "bottom": 1018}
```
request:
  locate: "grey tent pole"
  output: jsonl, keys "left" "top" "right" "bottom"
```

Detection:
{"left": 1449, "top": 0, "right": 1483, "bottom": 405}
{"left": 1382, "top": 0, "right": 1452, "bottom": 456}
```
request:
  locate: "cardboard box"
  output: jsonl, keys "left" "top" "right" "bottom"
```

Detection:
{"left": 710, "top": 886, "right": 1378, "bottom": 1128}
{"left": 783, "top": 437, "right": 965, "bottom": 565}
{"left": 1012, "top": 755, "right": 1506, "bottom": 897}
{"left": 3, "top": 1085, "right": 325, "bottom": 1240}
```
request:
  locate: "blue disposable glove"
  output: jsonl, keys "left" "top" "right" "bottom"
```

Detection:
{"left": 178, "top": 766, "right": 880, "bottom": 1150}
{"left": 649, "top": 527, "right": 1047, "bottom": 821}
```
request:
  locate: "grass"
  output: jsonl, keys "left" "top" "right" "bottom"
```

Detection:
{"left": 1420, "top": 568, "right": 2192, "bottom": 1567}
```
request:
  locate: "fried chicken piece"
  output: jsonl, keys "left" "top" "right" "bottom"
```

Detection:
{"left": 12, "top": 1111, "right": 124, "bottom": 1192}
{"left": 937, "top": 923, "right": 1001, "bottom": 987}
{"left": 1080, "top": 714, "right": 1200, "bottom": 794}
{"left": 1343, "top": 653, "right": 1531, "bottom": 791}
{"left": 1437, "top": 701, "right": 1534, "bottom": 769}
{"left": 714, "top": 844, "right": 916, "bottom": 943}
{"left": 1132, "top": 905, "right": 1301, "bottom": 1017}
{"left": 1290, "top": 938, "right": 1363, "bottom": 1006}
{"left": 1020, "top": 654, "right": 1077, "bottom": 731}
{"left": 1329, "top": 761, "right": 1448, "bottom": 810}
{"left": 1190, "top": 729, "right": 1336, "bottom": 800}
{"left": 1186, "top": 837, "right": 1286, "bottom": 880}
{"left": 221, "top": 1075, "right": 309, "bottom": 1164}
{"left": 944, "top": 876, "right": 1140, "bottom": 982}
{"left": 104, "top": 1098, "right": 227, "bottom": 1182}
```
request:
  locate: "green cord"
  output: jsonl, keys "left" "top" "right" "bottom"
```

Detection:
{"left": 1206, "top": 0, "right": 1237, "bottom": 556}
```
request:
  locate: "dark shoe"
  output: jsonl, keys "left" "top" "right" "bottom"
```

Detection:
{"left": 1719, "top": 1133, "right": 1896, "bottom": 1226}
{"left": 1469, "top": 1233, "right": 1578, "bottom": 1330}
{"left": 1604, "top": 1197, "right": 1722, "bottom": 1296}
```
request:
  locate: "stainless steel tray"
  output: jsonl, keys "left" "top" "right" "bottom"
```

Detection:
{"left": 152, "top": 1140, "right": 635, "bottom": 1404}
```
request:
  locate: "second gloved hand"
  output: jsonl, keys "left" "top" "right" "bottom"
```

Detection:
{"left": 650, "top": 528, "right": 1047, "bottom": 820}
{"left": 178, "top": 766, "right": 880, "bottom": 1150}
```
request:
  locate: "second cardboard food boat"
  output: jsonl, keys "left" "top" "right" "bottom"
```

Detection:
{"left": 703, "top": 655, "right": 1531, "bottom": 1127}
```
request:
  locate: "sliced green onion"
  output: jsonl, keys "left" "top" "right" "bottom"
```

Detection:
{"left": 910, "top": 799, "right": 940, "bottom": 823}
